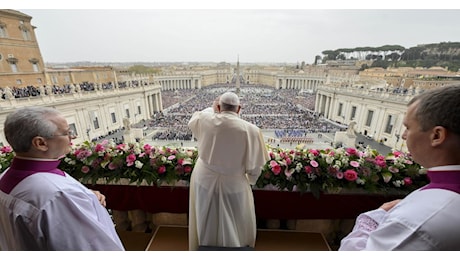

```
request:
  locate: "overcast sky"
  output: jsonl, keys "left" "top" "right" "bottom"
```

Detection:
{"left": 10, "top": 2, "right": 460, "bottom": 64}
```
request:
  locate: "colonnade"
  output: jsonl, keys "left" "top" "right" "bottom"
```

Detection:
{"left": 276, "top": 77, "right": 323, "bottom": 91}
{"left": 157, "top": 77, "right": 201, "bottom": 91}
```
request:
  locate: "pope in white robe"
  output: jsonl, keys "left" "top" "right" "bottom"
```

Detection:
{"left": 187, "top": 92, "right": 269, "bottom": 250}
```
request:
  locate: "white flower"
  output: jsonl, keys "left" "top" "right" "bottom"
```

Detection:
{"left": 295, "top": 163, "right": 303, "bottom": 172}
{"left": 392, "top": 180, "right": 403, "bottom": 187}
{"left": 135, "top": 160, "right": 143, "bottom": 169}
{"left": 335, "top": 160, "right": 342, "bottom": 167}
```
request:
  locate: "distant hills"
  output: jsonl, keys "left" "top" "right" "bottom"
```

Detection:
{"left": 320, "top": 42, "right": 460, "bottom": 72}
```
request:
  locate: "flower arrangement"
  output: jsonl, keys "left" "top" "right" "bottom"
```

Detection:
{"left": 0, "top": 141, "right": 428, "bottom": 197}
{"left": 257, "top": 144, "right": 427, "bottom": 198}
{"left": 59, "top": 140, "right": 197, "bottom": 186}
{"left": 0, "top": 145, "right": 14, "bottom": 172}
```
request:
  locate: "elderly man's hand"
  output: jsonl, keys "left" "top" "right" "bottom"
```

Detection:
{"left": 92, "top": 190, "right": 106, "bottom": 207}
{"left": 379, "top": 199, "right": 401, "bottom": 212}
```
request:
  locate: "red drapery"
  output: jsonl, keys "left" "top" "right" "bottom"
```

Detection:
{"left": 87, "top": 184, "right": 405, "bottom": 219}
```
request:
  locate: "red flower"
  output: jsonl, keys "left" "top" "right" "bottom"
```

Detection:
{"left": 272, "top": 165, "right": 281, "bottom": 175}
{"left": 404, "top": 177, "right": 413, "bottom": 186}
{"left": 158, "top": 165, "right": 166, "bottom": 174}
{"left": 344, "top": 169, "right": 358, "bottom": 181}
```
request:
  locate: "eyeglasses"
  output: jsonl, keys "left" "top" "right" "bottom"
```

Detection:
{"left": 52, "top": 130, "right": 76, "bottom": 138}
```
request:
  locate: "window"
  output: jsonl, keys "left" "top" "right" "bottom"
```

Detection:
{"left": 69, "top": 123, "right": 78, "bottom": 137}
{"left": 337, "top": 103, "right": 343, "bottom": 117}
{"left": 16, "top": 79, "right": 22, "bottom": 84}
{"left": 93, "top": 118, "right": 100, "bottom": 129}
{"left": 90, "top": 111, "right": 100, "bottom": 129}
{"left": 32, "top": 63, "right": 39, "bottom": 72}
{"left": 52, "top": 76, "right": 58, "bottom": 84}
{"left": 111, "top": 112, "right": 117, "bottom": 123}
{"left": 0, "top": 22, "right": 8, "bottom": 38}
{"left": 9, "top": 62, "right": 18, "bottom": 73}
{"left": 0, "top": 25, "right": 6, "bottom": 38}
{"left": 19, "top": 22, "right": 31, "bottom": 41}
{"left": 37, "top": 78, "right": 42, "bottom": 84}
{"left": 137, "top": 105, "right": 141, "bottom": 115}
{"left": 125, "top": 108, "right": 130, "bottom": 118}
{"left": 365, "top": 110, "right": 374, "bottom": 127}
{"left": 350, "top": 106, "right": 357, "bottom": 120}
{"left": 64, "top": 76, "right": 70, "bottom": 83}
{"left": 384, "top": 115, "right": 395, "bottom": 134}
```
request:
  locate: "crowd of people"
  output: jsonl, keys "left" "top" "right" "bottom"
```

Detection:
{"left": 0, "top": 80, "right": 145, "bottom": 99}
{"left": 148, "top": 84, "right": 343, "bottom": 141}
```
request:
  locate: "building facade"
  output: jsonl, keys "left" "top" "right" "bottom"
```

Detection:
{"left": 0, "top": 9, "right": 46, "bottom": 88}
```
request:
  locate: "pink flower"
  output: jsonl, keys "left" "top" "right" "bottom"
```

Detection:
{"left": 344, "top": 169, "right": 358, "bottom": 181}
{"left": 346, "top": 148, "right": 357, "bottom": 156}
{"left": 168, "top": 155, "right": 176, "bottom": 160}
{"left": 310, "top": 160, "right": 319, "bottom": 168}
{"left": 184, "top": 166, "right": 192, "bottom": 173}
{"left": 126, "top": 153, "right": 136, "bottom": 166}
{"left": 349, "top": 160, "right": 360, "bottom": 168}
{"left": 388, "top": 166, "right": 399, "bottom": 173}
{"left": 403, "top": 177, "right": 413, "bottom": 186}
{"left": 309, "top": 149, "right": 319, "bottom": 156}
{"left": 75, "top": 149, "right": 92, "bottom": 160}
{"left": 143, "top": 144, "right": 153, "bottom": 154}
{"left": 374, "top": 155, "right": 387, "bottom": 167}
{"left": 285, "top": 168, "right": 294, "bottom": 178}
{"left": 304, "top": 166, "right": 313, "bottom": 174}
{"left": 158, "top": 165, "right": 166, "bottom": 174}
{"left": 336, "top": 171, "right": 344, "bottom": 179}
{"left": 269, "top": 160, "right": 279, "bottom": 167}
{"left": 0, "top": 146, "right": 12, "bottom": 153}
{"left": 108, "top": 162, "right": 118, "bottom": 170}
{"left": 95, "top": 143, "right": 105, "bottom": 152}
{"left": 81, "top": 165, "right": 90, "bottom": 174}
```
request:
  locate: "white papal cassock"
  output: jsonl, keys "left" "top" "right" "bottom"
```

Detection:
{"left": 188, "top": 109, "right": 269, "bottom": 250}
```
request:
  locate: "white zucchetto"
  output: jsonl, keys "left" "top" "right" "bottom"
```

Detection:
{"left": 219, "top": 92, "right": 240, "bottom": 106}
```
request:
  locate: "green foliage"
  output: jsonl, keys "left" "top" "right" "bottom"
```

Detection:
{"left": 127, "top": 65, "right": 161, "bottom": 74}
{"left": 320, "top": 42, "right": 460, "bottom": 72}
